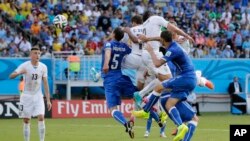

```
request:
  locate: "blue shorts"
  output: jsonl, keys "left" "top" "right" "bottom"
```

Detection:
{"left": 160, "top": 95, "right": 195, "bottom": 122}
{"left": 104, "top": 75, "right": 137, "bottom": 108}
{"left": 162, "top": 76, "right": 196, "bottom": 100}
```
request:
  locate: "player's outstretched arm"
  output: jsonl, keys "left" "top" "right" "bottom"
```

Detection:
{"left": 167, "top": 23, "right": 194, "bottom": 44}
{"left": 138, "top": 35, "right": 161, "bottom": 42}
{"left": 123, "top": 27, "right": 139, "bottom": 43}
{"left": 145, "top": 43, "right": 165, "bottom": 67}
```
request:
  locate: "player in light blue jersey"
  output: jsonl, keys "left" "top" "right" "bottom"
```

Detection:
{"left": 133, "top": 30, "right": 197, "bottom": 141}
{"left": 101, "top": 27, "right": 137, "bottom": 139}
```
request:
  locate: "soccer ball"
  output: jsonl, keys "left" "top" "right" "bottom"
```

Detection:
{"left": 53, "top": 14, "right": 68, "bottom": 29}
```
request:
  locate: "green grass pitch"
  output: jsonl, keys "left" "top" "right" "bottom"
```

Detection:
{"left": 1, "top": 112, "right": 249, "bottom": 141}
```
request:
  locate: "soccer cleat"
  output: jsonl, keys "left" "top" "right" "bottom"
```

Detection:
{"left": 159, "top": 112, "right": 168, "bottom": 123}
{"left": 131, "top": 110, "right": 149, "bottom": 119}
{"left": 205, "top": 79, "right": 214, "bottom": 90}
{"left": 125, "top": 121, "right": 135, "bottom": 139}
{"left": 173, "top": 124, "right": 189, "bottom": 141}
{"left": 133, "top": 91, "right": 142, "bottom": 107}
{"left": 144, "top": 131, "right": 149, "bottom": 138}
{"left": 198, "top": 77, "right": 214, "bottom": 90}
{"left": 160, "top": 132, "right": 167, "bottom": 138}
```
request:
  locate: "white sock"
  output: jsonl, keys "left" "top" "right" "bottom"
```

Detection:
{"left": 23, "top": 123, "right": 30, "bottom": 141}
{"left": 139, "top": 79, "right": 160, "bottom": 97}
{"left": 38, "top": 121, "right": 45, "bottom": 141}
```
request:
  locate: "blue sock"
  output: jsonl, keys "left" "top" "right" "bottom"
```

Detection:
{"left": 146, "top": 116, "right": 153, "bottom": 132}
{"left": 112, "top": 110, "right": 127, "bottom": 126}
{"left": 143, "top": 92, "right": 160, "bottom": 112}
{"left": 168, "top": 107, "right": 182, "bottom": 126}
{"left": 150, "top": 110, "right": 160, "bottom": 122}
{"left": 183, "top": 122, "right": 197, "bottom": 141}
{"left": 160, "top": 124, "right": 166, "bottom": 134}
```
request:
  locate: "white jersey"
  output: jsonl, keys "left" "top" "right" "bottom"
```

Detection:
{"left": 15, "top": 61, "right": 47, "bottom": 95}
{"left": 121, "top": 25, "right": 144, "bottom": 55}
{"left": 130, "top": 25, "right": 144, "bottom": 55}
{"left": 142, "top": 16, "right": 169, "bottom": 51}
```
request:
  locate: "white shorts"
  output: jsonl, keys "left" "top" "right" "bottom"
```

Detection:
{"left": 19, "top": 94, "right": 45, "bottom": 118}
{"left": 141, "top": 50, "right": 171, "bottom": 76}
{"left": 122, "top": 53, "right": 146, "bottom": 83}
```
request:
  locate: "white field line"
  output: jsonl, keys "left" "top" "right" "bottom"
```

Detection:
{"left": 50, "top": 124, "right": 229, "bottom": 132}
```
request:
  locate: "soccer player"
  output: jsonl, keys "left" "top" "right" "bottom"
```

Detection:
{"left": 133, "top": 30, "right": 197, "bottom": 141}
{"left": 160, "top": 91, "right": 199, "bottom": 141}
{"left": 121, "top": 15, "right": 146, "bottom": 90}
{"left": 102, "top": 27, "right": 137, "bottom": 139}
{"left": 9, "top": 46, "right": 52, "bottom": 141}
{"left": 133, "top": 11, "right": 195, "bottom": 106}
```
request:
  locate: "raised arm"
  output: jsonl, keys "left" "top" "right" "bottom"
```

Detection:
{"left": 138, "top": 34, "right": 161, "bottom": 42}
{"left": 167, "top": 23, "right": 194, "bottom": 43}
{"left": 123, "top": 27, "right": 139, "bottom": 43}
{"left": 145, "top": 43, "right": 165, "bottom": 67}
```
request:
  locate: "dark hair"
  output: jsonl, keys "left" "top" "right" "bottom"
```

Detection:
{"left": 113, "top": 27, "right": 124, "bottom": 41}
{"left": 143, "top": 11, "right": 151, "bottom": 22}
{"left": 160, "top": 31, "right": 172, "bottom": 42}
{"left": 131, "top": 15, "right": 143, "bottom": 24}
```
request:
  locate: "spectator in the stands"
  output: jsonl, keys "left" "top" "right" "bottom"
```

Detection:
{"left": 206, "top": 34, "right": 217, "bottom": 48}
{"left": 0, "top": 38, "right": 7, "bottom": 52}
{"left": 53, "top": 37, "right": 62, "bottom": 52}
{"left": 97, "top": 10, "right": 111, "bottom": 33}
{"left": 14, "top": 9, "right": 25, "bottom": 23}
{"left": 30, "top": 19, "right": 41, "bottom": 36}
{"left": 19, "top": 37, "right": 32, "bottom": 56}
{"left": 243, "top": 36, "right": 250, "bottom": 58}
{"left": 41, "top": 45, "right": 51, "bottom": 58}
{"left": 222, "top": 45, "right": 234, "bottom": 58}
{"left": 232, "top": 28, "right": 243, "bottom": 51}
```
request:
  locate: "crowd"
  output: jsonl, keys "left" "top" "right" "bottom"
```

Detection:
{"left": 0, "top": 0, "right": 249, "bottom": 58}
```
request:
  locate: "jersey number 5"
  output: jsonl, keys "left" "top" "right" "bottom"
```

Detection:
{"left": 111, "top": 54, "right": 120, "bottom": 69}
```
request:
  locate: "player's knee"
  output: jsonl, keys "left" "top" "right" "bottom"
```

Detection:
{"left": 192, "top": 115, "right": 199, "bottom": 122}
{"left": 157, "top": 73, "right": 171, "bottom": 82}
{"left": 37, "top": 115, "right": 45, "bottom": 121}
{"left": 23, "top": 118, "right": 30, "bottom": 123}
{"left": 154, "top": 84, "right": 164, "bottom": 93}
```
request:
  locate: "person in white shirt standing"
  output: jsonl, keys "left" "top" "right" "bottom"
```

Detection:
{"left": 9, "top": 46, "right": 52, "bottom": 141}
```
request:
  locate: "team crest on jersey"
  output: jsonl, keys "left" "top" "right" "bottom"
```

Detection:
{"left": 166, "top": 51, "right": 172, "bottom": 57}
{"left": 105, "top": 43, "right": 111, "bottom": 48}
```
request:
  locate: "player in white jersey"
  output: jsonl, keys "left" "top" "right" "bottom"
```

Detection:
{"left": 133, "top": 11, "right": 195, "bottom": 106}
{"left": 9, "top": 47, "right": 52, "bottom": 141}
{"left": 121, "top": 15, "right": 146, "bottom": 90}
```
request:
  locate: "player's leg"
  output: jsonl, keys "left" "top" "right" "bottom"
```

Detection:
{"left": 111, "top": 76, "right": 136, "bottom": 138}
{"left": 19, "top": 94, "right": 33, "bottom": 141}
{"left": 144, "top": 115, "right": 153, "bottom": 138}
{"left": 37, "top": 115, "right": 45, "bottom": 141}
{"left": 195, "top": 70, "right": 214, "bottom": 89}
{"left": 132, "top": 82, "right": 164, "bottom": 118}
{"left": 176, "top": 101, "right": 199, "bottom": 141}
{"left": 23, "top": 118, "right": 31, "bottom": 141}
{"left": 134, "top": 51, "right": 171, "bottom": 105}
{"left": 33, "top": 94, "right": 46, "bottom": 141}
{"left": 160, "top": 124, "right": 167, "bottom": 138}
